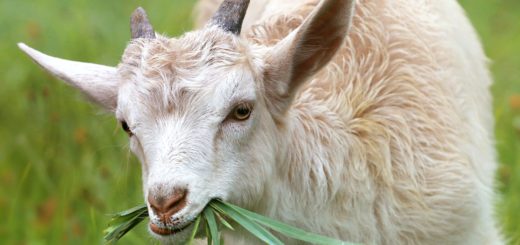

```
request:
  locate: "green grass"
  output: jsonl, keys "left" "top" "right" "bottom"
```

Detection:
{"left": 103, "top": 200, "right": 358, "bottom": 245}
{"left": 0, "top": 0, "right": 518, "bottom": 244}
{"left": 459, "top": 0, "right": 520, "bottom": 242}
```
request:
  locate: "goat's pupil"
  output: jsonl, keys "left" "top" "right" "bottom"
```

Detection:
{"left": 237, "top": 107, "right": 249, "bottom": 116}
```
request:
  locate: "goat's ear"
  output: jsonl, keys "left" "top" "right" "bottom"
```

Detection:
{"left": 264, "top": 0, "right": 355, "bottom": 117}
{"left": 18, "top": 43, "right": 119, "bottom": 111}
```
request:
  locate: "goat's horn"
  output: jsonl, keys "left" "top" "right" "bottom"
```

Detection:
{"left": 131, "top": 7, "right": 156, "bottom": 39}
{"left": 209, "top": 0, "right": 250, "bottom": 35}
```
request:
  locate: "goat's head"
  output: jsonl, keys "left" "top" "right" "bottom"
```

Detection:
{"left": 19, "top": 0, "right": 354, "bottom": 241}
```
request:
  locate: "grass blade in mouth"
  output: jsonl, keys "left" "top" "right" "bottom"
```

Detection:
{"left": 104, "top": 200, "right": 359, "bottom": 245}
{"left": 203, "top": 208, "right": 220, "bottom": 245}
{"left": 209, "top": 201, "right": 283, "bottom": 245}
{"left": 212, "top": 200, "right": 358, "bottom": 245}
{"left": 214, "top": 211, "right": 234, "bottom": 231}
{"left": 187, "top": 215, "right": 202, "bottom": 245}
{"left": 103, "top": 204, "right": 148, "bottom": 244}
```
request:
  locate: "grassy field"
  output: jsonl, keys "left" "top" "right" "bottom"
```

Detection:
{"left": 0, "top": 0, "right": 518, "bottom": 244}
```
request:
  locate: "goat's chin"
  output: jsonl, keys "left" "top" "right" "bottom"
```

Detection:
{"left": 148, "top": 220, "right": 201, "bottom": 244}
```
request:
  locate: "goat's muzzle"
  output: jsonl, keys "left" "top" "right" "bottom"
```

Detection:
{"left": 148, "top": 188, "right": 188, "bottom": 235}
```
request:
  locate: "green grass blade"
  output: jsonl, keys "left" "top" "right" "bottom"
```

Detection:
{"left": 215, "top": 200, "right": 359, "bottom": 245}
{"left": 113, "top": 204, "right": 148, "bottom": 217}
{"left": 105, "top": 214, "right": 145, "bottom": 243}
{"left": 203, "top": 207, "right": 220, "bottom": 245}
{"left": 103, "top": 206, "right": 148, "bottom": 244}
{"left": 205, "top": 219, "right": 212, "bottom": 245}
{"left": 210, "top": 202, "right": 283, "bottom": 245}
{"left": 104, "top": 201, "right": 361, "bottom": 245}
{"left": 187, "top": 215, "right": 202, "bottom": 245}
{"left": 214, "top": 210, "right": 234, "bottom": 231}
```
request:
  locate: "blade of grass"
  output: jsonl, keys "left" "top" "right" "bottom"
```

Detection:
{"left": 214, "top": 200, "right": 359, "bottom": 245}
{"left": 214, "top": 210, "right": 234, "bottom": 231}
{"left": 105, "top": 200, "right": 361, "bottom": 245}
{"left": 106, "top": 215, "right": 145, "bottom": 243}
{"left": 104, "top": 206, "right": 148, "bottom": 243}
{"left": 113, "top": 204, "right": 147, "bottom": 217}
{"left": 187, "top": 215, "right": 202, "bottom": 245}
{"left": 104, "top": 204, "right": 148, "bottom": 240}
{"left": 105, "top": 213, "right": 146, "bottom": 233}
{"left": 210, "top": 202, "right": 283, "bottom": 245}
{"left": 205, "top": 219, "right": 212, "bottom": 245}
{"left": 203, "top": 207, "right": 220, "bottom": 245}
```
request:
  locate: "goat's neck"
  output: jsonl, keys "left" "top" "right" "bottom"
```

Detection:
{"left": 259, "top": 111, "right": 337, "bottom": 226}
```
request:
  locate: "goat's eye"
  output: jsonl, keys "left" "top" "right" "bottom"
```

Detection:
{"left": 121, "top": 121, "right": 133, "bottom": 136}
{"left": 231, "top": 103, "right": 252, "bottom": 121}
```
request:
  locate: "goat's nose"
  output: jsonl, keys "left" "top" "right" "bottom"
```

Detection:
{"left": 148, "top": 188, "right": 188, "bottom": 223}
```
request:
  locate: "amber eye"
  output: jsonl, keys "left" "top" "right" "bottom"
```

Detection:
{"left": 121, "top": 121, "right": 133, "bottom": 136}
{"left": 231, "top": 103, "right": 252, "bottom": 121}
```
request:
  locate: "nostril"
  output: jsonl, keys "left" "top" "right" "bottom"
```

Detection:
{"left": 147, "top": 195, "right": 163, "bottom": 214}
{"left": 165, "top": 189, "right": 187, "bottom": 213}
{"left": 148, "top": 188, "right": 188, "bottom": 220}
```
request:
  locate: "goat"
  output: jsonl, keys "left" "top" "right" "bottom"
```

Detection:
{"left": 19, "top": 0, "right": 502, "bottom": 244}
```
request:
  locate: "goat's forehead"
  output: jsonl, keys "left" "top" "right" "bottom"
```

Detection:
{"left": 119, "top": 29, "right": 251, "bottom": 80}
{"left": 116, "top": 29, "right": 259, "bottom": 118}
{"left": 117, "top": 69, "right": 257, "bottom": 122}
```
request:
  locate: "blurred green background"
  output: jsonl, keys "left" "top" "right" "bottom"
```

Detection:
{"left": 0, "top": 0, "right": 518, "bottom": 244}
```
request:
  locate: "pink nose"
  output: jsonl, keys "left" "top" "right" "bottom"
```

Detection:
{"left": 148, "top": 188, "right": 188, "bottom": 223}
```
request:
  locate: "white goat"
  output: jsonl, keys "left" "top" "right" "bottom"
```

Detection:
{"left": 19, "top": 0, "right": 502, "bottom": 244}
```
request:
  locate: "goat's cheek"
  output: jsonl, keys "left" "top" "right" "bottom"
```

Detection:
{"left": 223, "top": 118, "right": 255, "bottom": 141}
{"left": 130, "top": 138, "right": 149, "bottom": 172}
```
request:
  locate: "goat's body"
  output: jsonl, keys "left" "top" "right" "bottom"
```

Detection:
{"left": 197, "top": 0, "right": 500, "bottom": 244}
{"left": 19, "top": 0, "right": 500, "bottom": 244}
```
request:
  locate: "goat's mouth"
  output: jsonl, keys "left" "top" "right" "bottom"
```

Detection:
{"left": 148, "top": 199, "right": 218, "bottom": 238}
{"left": 149, "top": 219, "right": 195, "bottom": 236}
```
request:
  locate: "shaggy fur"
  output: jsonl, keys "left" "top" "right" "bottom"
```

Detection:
{"left": 194, "top": 0, "right": 501, "bottom": 244}
{"left": 19, "top": 0, "right": 502, "bottom": 244}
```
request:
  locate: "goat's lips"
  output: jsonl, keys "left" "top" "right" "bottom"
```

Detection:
{"left": 149, "top": 223, "right": 177, "bottom": 236}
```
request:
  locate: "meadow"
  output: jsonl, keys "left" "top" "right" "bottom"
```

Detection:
{"left": 0, "top": 0, "right": 518, "bottom": 244}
